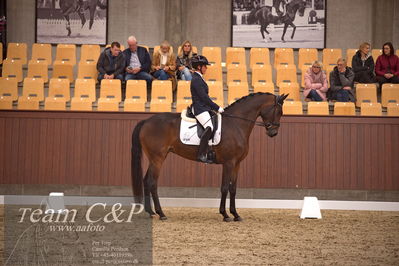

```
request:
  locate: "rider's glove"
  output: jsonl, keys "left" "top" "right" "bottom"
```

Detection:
{"left": 218, "top": 107, "right": 224, "bottom": 113}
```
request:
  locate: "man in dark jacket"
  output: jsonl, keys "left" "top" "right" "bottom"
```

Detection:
{"left": 123, "top": 36, "right": 153, "bottom": 92}
{"left": 352, "top": 42, "right": 375, "bottom": 83}
{"left": 96, "top": 41, "right": 125, "bottom": 81}
{"left": 328, "top": 58, "right": 355, "bottom": 102}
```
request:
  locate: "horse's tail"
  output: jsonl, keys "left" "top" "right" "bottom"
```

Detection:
{"left": 131, "top": 120, "right": 146, "bottom": 203}
{"left": 96, "top": 0, "right": 107, "bottom": 9}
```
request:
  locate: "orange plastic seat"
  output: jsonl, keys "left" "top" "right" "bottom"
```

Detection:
{"left": 298, "top": 48, "right": 318, "bottom": 68}
{"left": 202, "top": 47, "right": 222, "bottom": 66}
{"left": 274, "top": 48, "right": 294, "bottom": 67}
{"left": 355, "top": 83, "right": 377, "bottom": 107}
{"left": 71, "top": 79, "right": 96, "bottom": 111}
{"left": 360, "top": 102, "right": 382, "bottom": 116}
{"left": 226, "top": 47, "right": 246, "bottom": 66}
{"left": 275, "top": 64, "right": 297, "bottom": 85}
{"left": 80, "top": 44, "right": 101, "bottom": 63}
{"left": 227, "top": 64, "right": 248, "bottom": 84}
{"left": 124, "top": 80, "right": 147, "bottom": 112}
{"left": 322, "top": 48, "right": 342, "bottom": 67}
{"left": 55, "top": 44, "right": 76, "bottom": 65}
{"left": 2, "top": 59, "right": 23, "bottom": 82}
{"left": 31, "top": 43, "right": 52, "bottom": 65}
{"left": 250, "top": 48, "right": 270, "bottom": 69}
{"left": 283, "top": 100, "right": 303, "bottom": 114}
{"left": 307, "top": 101, "right": 329, "bottom": 115}
{"left": 207, "top": 80, "right": 224, "bottom": 107}
{"left": 27, "top": 60, "right": 49, "bottom": 83}
{"left": 334, "top": 102, "right": 355, "bottom": 116}
{"left": 7, "top": 42, "right": 28, "bottom": 65}
{"left": 98, "top": 79, "right": 122, "bottom": 111}
{"left": 150, "top": 80, "right": 172, "bottom": 112}
{"left": 227, "top": 81, "right": 249, "bottom": 105}
{"left": 251, "top": 64, "right": 272, "bottom": 86}
{"left": 381, "top": 83, "right": 399, "bottom": 107}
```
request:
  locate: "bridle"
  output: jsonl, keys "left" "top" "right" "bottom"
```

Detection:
{"left": 222, "top": 100, "right": 281, "bottom": 130}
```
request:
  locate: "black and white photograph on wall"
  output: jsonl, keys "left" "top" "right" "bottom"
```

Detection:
{"left": 36, "top": 0, "right": 108, "bottom": 44}
{"left": 232, "top": 0, "right": 326, "bottom": 48}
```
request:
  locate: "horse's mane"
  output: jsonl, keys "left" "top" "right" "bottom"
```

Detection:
{"left": 225, "top": 92, "right": 275, "bottom": 111}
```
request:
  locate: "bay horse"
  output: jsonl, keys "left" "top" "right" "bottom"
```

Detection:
{"left": 131, "top": 93, "right": 289, "bottom": 222}
{"left": 248, "top": 0, "right": 306, "bottom": 43}
{"left": 57, "top": 0, "right": 107, "bottom": 36}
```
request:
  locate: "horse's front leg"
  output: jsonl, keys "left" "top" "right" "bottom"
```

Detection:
{"left": 220, "top": 162, "right": 234, "bottom": 222}
{"left": 290, "top": 22, "right": 297, "bottom": 39}
{"left": 281, "top": 23, "right": 288, "bottom": 42}
{"left": 88, "top": 5, "right": 95, "bottom": 29}
{"left": 260, "top": 25, "right": 266, "bottom": 39}
{"left": 229, "top": 163, "right": 242, "bottom": 221}
{"left": 264, "top": 25, "right": 272, "bottom": 41}
{"left": 64, "top": 15, "right": 71, "bottom": 36}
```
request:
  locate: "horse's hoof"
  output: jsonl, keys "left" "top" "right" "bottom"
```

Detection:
{"left": 223, "top": 217, "right": 233, "bottom": 222}
{"left": 159, "top": 216, "right": 167, "bottom": 221}
{"left": 269, "top": 37, "right": 272, "bottom": 41}
{"left": 234, "top": 216, "right": 243, "bottom": 222}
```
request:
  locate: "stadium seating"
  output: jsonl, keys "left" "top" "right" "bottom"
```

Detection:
{"left": 346, "top": 49, "right": 357, "bottom": 67}
{"left": 278, "top": 82, "right": 300, "bottom": 101}
{"left": 31, "top": 43, "right": 52, "bottom": 65}
{"left": 371, "top": 49, "right": 382, "bottom": 62}
{"left": 360, "top": 102, "right": 382, "bottom": 116}
{"left": 80, "top": 44, "right": 101, "bottom": 63}
{"left": 203, "top": 64, "right": 223, "bottom": 81}
{"left": 0, "top": 77, "right": 18, "bottom": 110}
{"left": 387, "top": 103, "right": 399, "bottom": 116}
{"left": 2, "top": 59, "right": 23, "bottom": 82}
{"left": 307, "top": 101, "right": 329, "bottom": 115}
{"left": 274, "top": 48, "right": 294, "bottom": 67}
{"left": 334, "top": 102, "right": 355, "bottom": 115}
{"left": 7, "top": 42, "right": 27, "bottom": 65}
{"left": 55, "top": 44, "right": 76, "bottom": 65}
{"left": 18, "top": 78, "right": 44, "bottom": 110}
{"left": 98, "top": 79, "right": 122, "bottom": 111}
{"left": 355, "top": 83, "right": 377, "bottom": 107}
{"left": 124, "top": 80, "right": 147, "bottom": 112}
{"left": 298, "top": 48, "right": 318, "bottom": 68}
{"left": 249, "top": 47, "right": 270, "bottom": 68}
{"left": 207, "top": 81, "right": 224, "bottom": 107}
{"left": 176, "top": 80, "right": 192, "bottom": 113}
{"left": 322, "top": 48, "right": 342, "bottom": 67}
{"left": 27, "top": 60, "right": 49, "bottom": 83}
{"left": 251, "top": 64, "right": 272, "bottom": 86}
{"left": 52, "top": 61, "right": 74, "bottom": 82}
{"left": 226, "top": 47, "right": 246, "bottom": 66}
{"left": 153, "top": 45, "right": 174, "bottom": 56}
{"left": 227, "top": 64, "right": 248, "bottom": 84}
{"left": 282, "top": 100, "right": 303, "bottom": 114}
{"left": 77, "top": 61, "right": 98, "bottom": 81}
{"left": 275, "top": 64, "right": 297, "bottom": 84}
{"left": 227, "top": 81, "right": 249, "bottom": 105}
{"left": 202, "top": 47, "right": 222, "bottom": 66}
{"left": 71, "top": 79, "right": 96, "bottom": 111}
{"left": 48, "top": 78, "right": 71, "bottom": 101}
{"left": 150, "top": 80, "right": 172, "bottom": 112}
{"left": 381, "top": 83, "right": 399, "bottom": 107}
{"left": 253, "top": 82, "right": 274, "bottom": 94}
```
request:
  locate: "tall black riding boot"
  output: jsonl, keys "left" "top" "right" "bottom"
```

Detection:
{"left": 197, "top": 127, "right": 213, "bottom": 163}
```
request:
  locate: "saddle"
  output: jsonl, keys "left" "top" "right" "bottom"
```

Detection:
{"left": 186, "top": 106, "right": 219, "bottom": 140}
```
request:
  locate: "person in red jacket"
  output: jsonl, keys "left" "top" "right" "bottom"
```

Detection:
{"left": 375, "top": 42, "right": 399, "bottom": 89}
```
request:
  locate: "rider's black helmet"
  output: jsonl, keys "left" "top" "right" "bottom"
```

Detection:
{"left": 191, "top": 54, "right": 210, "bottom": 69}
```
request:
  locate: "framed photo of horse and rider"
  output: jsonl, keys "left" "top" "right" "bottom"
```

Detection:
{"left": 232, "top": 0, "right": 326, "bottom": 48}
{"left": 35, "top": 0, "right": 108, "bottom": 45}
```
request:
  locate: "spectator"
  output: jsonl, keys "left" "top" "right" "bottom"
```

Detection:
{"left": 123, "top": 35, "right": 153, "bottom": 91}
{"left": 375, "top": 42, "right": 399, "bottom": 88}
{"left": 151, "top": 40, "right": 177, "bottom": 90}
{"left": 176, "top": 40, "right": 194, "bottom": 81}
{"left": 328, "top": 58, "right": 355, "bottom": 102}
{"left": 352, "top": 42, "right": 376, "bottom": 83}
{"left": 303, "top": 61, "right": 328, "bottom": 101}
{"left": 96, "top": 41, "right": 125, "bottom": 82}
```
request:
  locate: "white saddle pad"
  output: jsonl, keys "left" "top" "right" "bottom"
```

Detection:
{"left": 179, "top": 110, "right": 222, "bottom": 146}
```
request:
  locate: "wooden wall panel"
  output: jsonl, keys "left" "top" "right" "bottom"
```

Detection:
{"left": 0, "top": 111, "right": 398, "bottom": 190}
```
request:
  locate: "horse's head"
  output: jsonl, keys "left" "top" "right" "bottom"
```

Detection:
{"left": 288, "top": 0, "right": 306, "bottom": 17}
{"left": 260, "top": 94, "right": 289, "bottom": 137}
{"left": 298, "top": 0, "right": 306, "bottom": 17}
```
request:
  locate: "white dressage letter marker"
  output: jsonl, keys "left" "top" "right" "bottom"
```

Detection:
{"left": 300, "top": 196, "right": 322, "bottom": 219}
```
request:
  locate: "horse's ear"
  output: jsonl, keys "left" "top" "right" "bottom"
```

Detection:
{"left": 278, "top": 94, "right": 289, "bottom": 104}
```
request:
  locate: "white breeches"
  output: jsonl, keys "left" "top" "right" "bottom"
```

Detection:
{"left": 195, "top": 111, "right": 213, "bottom": 131}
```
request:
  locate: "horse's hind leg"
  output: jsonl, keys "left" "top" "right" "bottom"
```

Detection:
{"left": 88, "top": 6, "right": 95, "bottom": 29}
{"left": 260, "top": 25, "right": 266, "bottom": 39}
{"left": 229, "top": 163, "right": 242, "bottom": 221}
{"left": 281, "top": 23, "right": 288, "bottom": 42}
{"left": 64, "top": 15, "right": 72, "bottom": 36}
{"left": 147, "top": 161, "right": 167, "bottom": 220}
{"left": 78, "top": 10, "right": 86, "bottom": 28}
{"left": 143, "top": 170, "right": 156, "bottom": 216}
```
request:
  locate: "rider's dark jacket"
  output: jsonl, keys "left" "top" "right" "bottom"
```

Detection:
{"left": 190, "top": 72, "right": 220, "bottom": 115}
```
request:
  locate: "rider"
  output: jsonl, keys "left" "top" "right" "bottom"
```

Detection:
{"left": 190, "top": 55, "right": 224, "bottom": 163}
